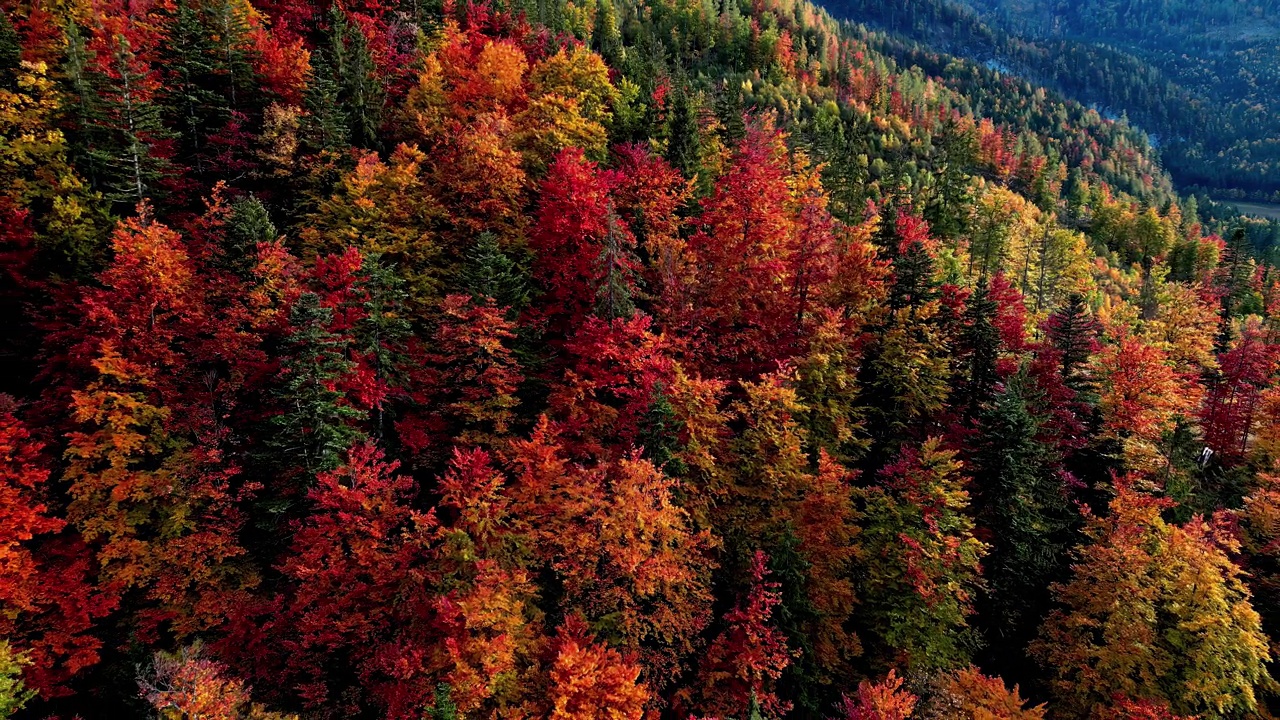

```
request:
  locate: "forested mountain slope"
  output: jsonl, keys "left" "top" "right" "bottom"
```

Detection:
{"left": 3, "top": 0, "right": 1280, "bottom": 717}
{"left": 824, "top": 0, "right": 1280, "bottom": 200}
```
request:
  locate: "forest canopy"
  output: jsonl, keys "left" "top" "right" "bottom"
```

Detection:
{"left": 2, "top": 0, "right": 1280, "bottom": 718}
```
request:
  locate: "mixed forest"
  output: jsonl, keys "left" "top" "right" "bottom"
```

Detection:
{"left": 826, "top": 0, "right": 1280, "bottom": 204}
{"left": 4, "top": 0, "right": 1280, "bottom": 717}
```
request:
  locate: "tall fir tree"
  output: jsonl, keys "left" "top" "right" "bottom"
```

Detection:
{"left": 1042, "top": 293, "right": 1101, "bottom": 400}
{"left": 222, "top": 195, "right": 277, "bottom": 276}
{"left": 958, "top": 277, "right": 1001, "bottom": 416}
{"left": 971, "top": 377, "right": 1076, "bottom": 683}
{"left": 267, "top": 292, "right": 365, "bottom": 478}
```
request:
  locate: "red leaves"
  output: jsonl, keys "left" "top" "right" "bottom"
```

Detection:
{"left": 0, "top": 406, "right": 111, "bottom": 697}
{"left": 429, "top": 294, "right": 523, "bottom": 449}
{"left": 0, "top": 402, "right": 62, "bottom": 615}
{"left": 1094, "top": 332, "right": 1198, "bottom": 472}
{"left": 684, "top": 116, "right": 805, "bottom": 377}
{"left": 1111, "top": 697, "right": 1200, "bottom": 720}
{"left": 1200, "top": 324, "right": 1277, "bottom": 464}
{"left": 531, "top": 148, "right": 639, "bottom": 332}
{"left": 271, "top": 442, "right": 435, "bottom": 714}
{"left": 549, "top": 313, "right": 674, "bottom": 453}
{"left": 691, "top": 551, "right": 794, "bottom": 719}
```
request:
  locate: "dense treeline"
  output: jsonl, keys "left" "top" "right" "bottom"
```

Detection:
{"left": 4, "top": 0, "right": 1280, "bottom": 718}
{"left": 824, "top": 0, "right": 1280, "bottom": 200}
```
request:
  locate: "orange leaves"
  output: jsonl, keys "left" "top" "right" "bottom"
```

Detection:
{"left": 941, "top": 666, "right": 1046, "bottom": 720}
{"left": 142, "top": 645, "right": 297, "bottom": 720}
{"left": 249, "top": 27, "right": 310, "bottom": 105}
{"left": 404, "top": 28, "right": 617, "bottom": 236}
{"left": 509, "top": 418, "right": 714, "bottom": 687}
{"left": 1094, "top": 332, "right": 1198, "bottom": 473}
{"left": 1034, "top": 481, "right": 1270, "bottom": 718}
{"left": 94, "top": 213, "right": 195, "bottom": 331}
{"left": 64, "top": 343, "right": 176, "bottom": 586}
{"left": 426, "top": 449, "right": 538, "bottom": 717}
{"left": 586, "top": 453, "right": 714, "bottom": 680}
{"left": 430, "top": 558, "right": 535, "bottom": 716}
{"left": 547, "top": 616, "right": 649, "bottom": 720}
{"left": 468, "top": 40, "right": 530, "bottom": 111}
{"left": 836, "top": 670, "right": 916, "bottom": 720}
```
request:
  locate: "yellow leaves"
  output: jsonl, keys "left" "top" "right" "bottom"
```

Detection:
{"left": 1036, "top": 485, "right": 1272, "bottom": 718}
{"left": 406, "top": 30, "right": 617, "bottom": 179}
{"left": 259, "top": 103, "right": 300, "bottom": 174}
{"left": 967, "top": 181, "right": 1042, "bottom": 279}
{"left": 1142, "top": 283, "right": 1218, "bottom": 376}
{"left": 731, "top": 371, "right": 810, "bottom": 498}
{"left": 474, "top": 41, "right": 529, "bottom": 110}
{"left": 300, "top": 144, "right": 445, "bottom": 309}
{"left": 514, "top": 93, "right": 609, "bottom": 169}
{"left": 514, "top": 47, "right": 618, "bottom": 168}
{"left": 529, "top": 47, "right": 618, "bottom": 128}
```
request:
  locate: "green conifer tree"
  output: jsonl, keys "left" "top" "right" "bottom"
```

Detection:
{"left": 268, "top": 292, "right": 365, "bottom": 477}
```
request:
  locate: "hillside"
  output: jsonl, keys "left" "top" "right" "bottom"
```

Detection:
{"left": 823, "top": 0, "right": 1280, "bottom": 200}
{"left": 3, "top": 0, "right": 1280, "bottom": 717}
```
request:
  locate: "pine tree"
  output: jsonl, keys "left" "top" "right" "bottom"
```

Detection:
{"left": 81, "top": 8, "right": 174, "bottom": 206}
{"left": 857, "top": 438, "right": 985, "bottom": 671}
{"left": 302, "top": 49, "right": 349, "bottom": 153}
{"left": 637, "top": 384, "right": 689, "bottom": 476}
{"left": 352, "top": 252, "right": 412, "bottom": 437}
{"left": 972, "top": 377, "right": 1075, "bottom": 674}
{"left": 311, "top": 7, "right": 384, "bottom": 151}
{"left": 426, "top": 683, "right": 459, "bottom": 720}
{"left": 268, "top": 292, "right": 365, "bottom": 477}
{"left": 222, "top": 195, "right": 276, "bottom": 276}
{"left": 1043, "top": 293, "right": 1100, "bottom": 398}
{"left": 163, "top": 0, "right": 226, "bottom": 180}
{"left": 0, "top": 14, "right": 20, "bottom": 90}
{"left": 666, "top": 83, "right": 702, "bottom": 180}
{"left": 715, "top": 83, "right": 746, "bottom": 147}
{"left": 458, "top": 233, "right": 531, "bottom": 314}
{"left": 594, "top": 205, "right": 639, "bottom": 320}
{"left": 959, "top": 277, "right": 1001, "bottom": 415}
{"left": 0, "top": 642, "right": 32, "bottom": 719}
{"left": 1064, "top": 167, "right": 1088, "bottom": 221}
{"left": 592, "top": 0, "right": 624, "bottom": 65}
{"left": 888, "top": 234, "right": 939, "bottom": 315}
{"left": 1215, "top": 228, "right": 1253, "bottom": 351}
{"left": 926, "top": 114, "right": 976, "bottom": 240}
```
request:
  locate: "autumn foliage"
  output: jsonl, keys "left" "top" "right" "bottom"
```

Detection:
{"left": 1, "top": 0, "right": 1280, "bottom": 718}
